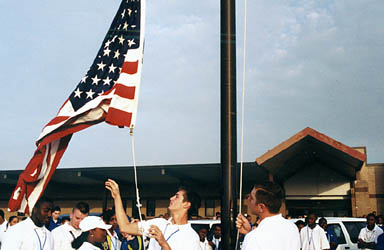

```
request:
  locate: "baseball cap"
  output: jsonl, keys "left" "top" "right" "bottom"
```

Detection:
{"left": 79, "top": 216, "right": 112, "bottom": 232}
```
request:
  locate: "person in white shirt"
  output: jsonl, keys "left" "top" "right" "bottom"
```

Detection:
{"left": 105, "top": 179, "right": 201, "bottom": 250}
{"left": 0, "top": 209, "right": 8, "bottom": 248}
{"left": 52, "top": 202, "right": 90, "bottom": 250}
{"left": 71, "top": 216, "right": 111, "bottom": 250}
{"left": 1, "top": 197, "right": 54, "bottom": 250}
{"left": 300, "top": 213, "right": 330, "bottom": 250}
{"left": 236, "top": 181, "right": 300, "bottom": 250}
{"left": 101, "top": 209, "right": 121, "bottom": 250}
{"left": 358, "top": 213, "right": 383, "bottom": 250}
{"left": 198, "top": 227, "right": 213, "bottom": 250}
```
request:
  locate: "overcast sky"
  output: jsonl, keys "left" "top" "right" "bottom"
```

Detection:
{"left": 1, "top": 0, "right": 383, "bottom": 171}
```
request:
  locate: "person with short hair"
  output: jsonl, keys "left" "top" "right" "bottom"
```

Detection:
{"left": 208, "top": 225, "right": 221, "bottom": 250}
{"left": 101, "top": 209, "right": 121, "bottom": 250}
{"left": 52, "top": 202, "right": 90, "bottom": 250}
{"left": 105, "top": 179, "right": 201, "bottom": 250}
{"left": 48, "top": 206, "right": 62, "bottom": 231}
{"left": 71, "top": 216, "right": 111, "bottom": 250}
{"left": 236, "top": 182, "right": 300, "bottom": 250}
{"left": 1, "top": 197, "right": 54, "bottom": 250}
{"left": 198, "top": 227, "right": 212, "bottom": 250}
{"left": 295, "top": 220, "right": 306, "bottom": 232}
{"left": 358, "top": 213, "right": 383, "bottom": 250}
{"left": 319, "top": 217, "right": 338, "bottom": 250}
{"left": 300, "top": 213, "right": 330, "bottom": 250}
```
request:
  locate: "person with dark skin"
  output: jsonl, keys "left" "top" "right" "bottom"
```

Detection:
{"left": 319, "top": 218, "right": 338, "bottom": 250}
{"left": 208, "top": 225, "right": 221, "bottom": 250}
{"left": 295, "top": 220, "right": 305, "bottom": 232}
{"left": 358, "top": 213, "right": 383, "bottom": 250}
{"left": 300, "top": 213, "right": 329, "bottom": 250}
{"left": 72, "top": 216, "right": 111, "bottom": 250}
{"left": 2, "top": 197, "right": 54, "bottom": 250}
{"left": 198, "top": 228, "right": 212, "bottom": 250}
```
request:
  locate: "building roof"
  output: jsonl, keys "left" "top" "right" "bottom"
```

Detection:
{"left": 256, "top": 127, "right": 366, "bottom": 181}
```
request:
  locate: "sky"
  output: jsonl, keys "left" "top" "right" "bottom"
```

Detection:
{"left": 1, "top": 0, "right": 383, "bottom": 171}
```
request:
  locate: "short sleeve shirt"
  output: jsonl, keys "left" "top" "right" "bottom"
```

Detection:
{"left": 358, "top": 225, "right": 383, "bottom": 250}
{"left": 242, "top": 214, "right": 300, "bottom": 250}
{"left": 1, "top": 217, "right": 54, "bottom": 250}
{"left": 138, "top": 218, "right": 200, "bottom": 250}
{"left": 300, "top": 225, "right": 330, "bottom": 250}
{"left": 52, "top": 222, "right": 82, "bottom": 250}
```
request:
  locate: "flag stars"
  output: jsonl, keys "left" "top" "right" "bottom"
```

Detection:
{"left": 121, "top": 9, "right": 125, "bottom": 19}
{"left": 103, "top": 76, "right": 112, "bottom": 86}
{"left": 127, "top": 8, "right": 132, "bottom": 16}
{"left": 97, "top": 61, "right": 106, "bottom": 71}
{"left": 127, "top": 39, "right": 136, "bottom": 47}
{"left": 81, "top": 76, "right": 87, "bottom": 83}
{"left": 114, "top": 50, "right": 120, "bottom": 59}
{"left": 103, "top": 48, "right": 111, "bottom": 56}
{"left": 86, "top": 89, "right": 95, "bottom": 99}
{"left": 74, "top": 88, "right": 83, "bottom": 98}
{"left": 118, "top": 35, "right": 125, "bottom": 45}
{"left": 109, "top": 64, "right": 117, "bottom": 73}
{"left": 104, "top": 40, "right": 112, "bottom": 48}
{"left": 123, "top": 22, "right": 129, "bottom": 30}
{"left": 98, "top": 90, "right": 105, "bottom": 96}
{"left": 91, "top": 75, "right": 101, "bottom": 85}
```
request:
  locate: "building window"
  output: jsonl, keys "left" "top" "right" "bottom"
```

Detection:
{"left": 147, "top": 200, "right": 156, "bottom": 217}
{"left": 205, "top": 200, "right": 215, "bottom": 217}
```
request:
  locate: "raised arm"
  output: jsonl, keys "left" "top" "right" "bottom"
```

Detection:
{"left": 105, "top": 179, "right": 141, "bottom": 236}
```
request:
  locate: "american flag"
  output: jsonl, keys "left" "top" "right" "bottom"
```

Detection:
{"left": 8, "top": 0, "right": 146, "bottom": 213}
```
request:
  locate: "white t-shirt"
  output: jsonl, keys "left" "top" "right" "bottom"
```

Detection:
{"left": 1, "top": 217, "right": 54, "bottom": 250}
{"left": 0, "top": 220, "right": 8, "bottom": 245}
{"left": 241, "top": 214, "right": 300, "bottom": 250}
{"left": 78, "top": 242, "right": 100, "bottom": 250}
{"left": 358, "top": 224, "right": 383, "bottom": 250}
{"left": 199, "top": 239, "right": 213, "bottom": 250}
{"left": 300, "top": 225, "right": 330, "bottom": 250}
{"left": 52, "top": 222, "right": 82, "bottom": 250}
{"left": 138, "top": 218, "right": 200, "bottom": 250}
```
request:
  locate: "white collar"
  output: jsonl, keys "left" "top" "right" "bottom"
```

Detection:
{"left": 80, "top": 242, "right": 100, "bottom": 250}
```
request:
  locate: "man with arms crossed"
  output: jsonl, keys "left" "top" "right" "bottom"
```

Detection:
{"left": 236, "top": 181, "right": 300, "bottom": 250}
{"left": 52, "top": 202, "right": 90, "bottom": 250}
{"left": 105, "top": 179, "right": 200, "bottom": 250}
{"left": 358, "top": 213, "right": 383, "bottom": 250}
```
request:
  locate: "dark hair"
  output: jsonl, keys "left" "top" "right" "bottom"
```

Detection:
{"left": 52, "top": 206, "right": 61, "bottom": 212}
{"left": 101, "top": 208, "right": 115, "bottom": 223}
{"left": 178, "top": 186, "right": 201, "bottom": 218}
{"left": 0, "top": 209, "right": 4, "bottom": 219}
{"left": 34, "top": 197, "right": 54, "bottom": 209}
{"left": 73, "top": 202, "right": 89, "bottom": 214}
{"left": 9, "top": 215, "right": 18, "bottom": 223}
{"left": 72, "top": 231, "right": 89, "bottom": 249}
{"left": 319, "top": 217, "right": 327, "bottom": 224}
{"left": 367, "top": 213, "right": 376, "bottom": 219}
{"left": 295, "top": 220, "right": 305, "bottom": 226}
{"left": 253, "top": 182, "right": 283, "bottom": 213}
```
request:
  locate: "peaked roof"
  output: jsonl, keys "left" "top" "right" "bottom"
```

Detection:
{"left": 256, "top": 127, "right": 366, "bottom": 181}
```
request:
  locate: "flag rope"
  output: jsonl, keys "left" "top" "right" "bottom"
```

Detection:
{"left": 130, "top": 128, "right": 144, "bottom": 232}
{"left": 236, "top": 0, "right": 248, "bottom": 247}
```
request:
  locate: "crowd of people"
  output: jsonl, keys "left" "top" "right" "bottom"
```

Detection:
{"left": 0, "top": 179, "right": 384, "bottom": 250}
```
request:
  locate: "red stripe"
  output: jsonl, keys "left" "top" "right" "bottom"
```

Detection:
{"left": 114, "top": 84, "right": 136, "bottom": 99}
{"left": 45, "top": 116, "right": 70, "bottom": 127}
{"left": 105, "top": 107, "right": 132, "bottom": 127}
{"left": 121, "top": 61, "right": 139, "bottom": 74}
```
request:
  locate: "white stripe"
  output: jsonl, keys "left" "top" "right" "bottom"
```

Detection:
{"left": 116, "top": 72, "right": 140, "bottom": 87}
{"left": 124, "top": 48, "right": 141, "bottom": 61}
{"left": 109, "top": 95, "right": 137, "bottom": 113}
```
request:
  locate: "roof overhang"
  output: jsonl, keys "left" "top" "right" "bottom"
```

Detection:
{"left": 256, "top": 127, "right": 366, "bottom": 181}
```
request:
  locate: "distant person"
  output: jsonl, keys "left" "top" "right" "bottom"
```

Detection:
{"left": 319, "top": 217, "right": 338, "bottom": 250}
{"left": 2, "top": 197, "right": 54, "bottom": 250}
{"left": 0, "top": 209, "right": 7, "bottom": 247}
{"left": 300, "top": 213, "right": 330, "bottom": 250}
{"left": 120, "top": 217, "right": 144, "bottom": 250}
{"left": 101, "top": 209, "right": 121, "bottom": 250}
{"left": 105, "top": 179, "right": 201, "bottom": 250}
{"left": 61, "top": 216, "right": 71, "bottom": 225}
{"left": 198, "top": 227, "right": 213, "bottom": 250}
{"left": 236, "top": 182, "right": 300, "bottom": 250}
{"left": 163, "top": 213, "right": 170, "bottom": 221}
{"left": 48, "top": 206, "right": 62, "bottom": 231}
{"left": 295, "top": 220, "right": 306, "bottom": 232}
{"left": 71, "top": 216, "right": 111, "bottom": 250}
{"left": 213, "top": 212, "right": 221, "bottom": 220}
{"left": 208, "top": 225, "right": 221, "bottom": 250}
{"left": 358, "top": 213, "right": 383, "bottom": 250}
{"left": 376, "top": 232, "right": 384, "bottom": 250}
{"left": 3, "top": 215, "right": 20, "bottom": 236}
{"left": 52, "top": 202, "right": 90, "bottom": 250}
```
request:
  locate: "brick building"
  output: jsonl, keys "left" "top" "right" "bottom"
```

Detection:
{"left": 0, "top": 127, "right": 383, "bottom": 219}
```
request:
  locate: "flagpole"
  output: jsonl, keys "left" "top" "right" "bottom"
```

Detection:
{"left": 220, "top": 0, "right": 238, "bottom": 249}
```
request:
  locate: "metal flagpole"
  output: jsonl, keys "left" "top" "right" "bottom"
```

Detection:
{"left": 220, "top": 0, "right": 238, "bottom": 249}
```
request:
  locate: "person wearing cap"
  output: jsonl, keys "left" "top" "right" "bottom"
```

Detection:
{"left": 71, "top": 216, "right": 111, "bottom": 250}
{"left": 105, "top": 179, "right": 201, "bottom": 250}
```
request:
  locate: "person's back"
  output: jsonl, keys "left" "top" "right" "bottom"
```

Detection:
{"left": 242, "top": 214, "right": 299, "bottom": 250}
